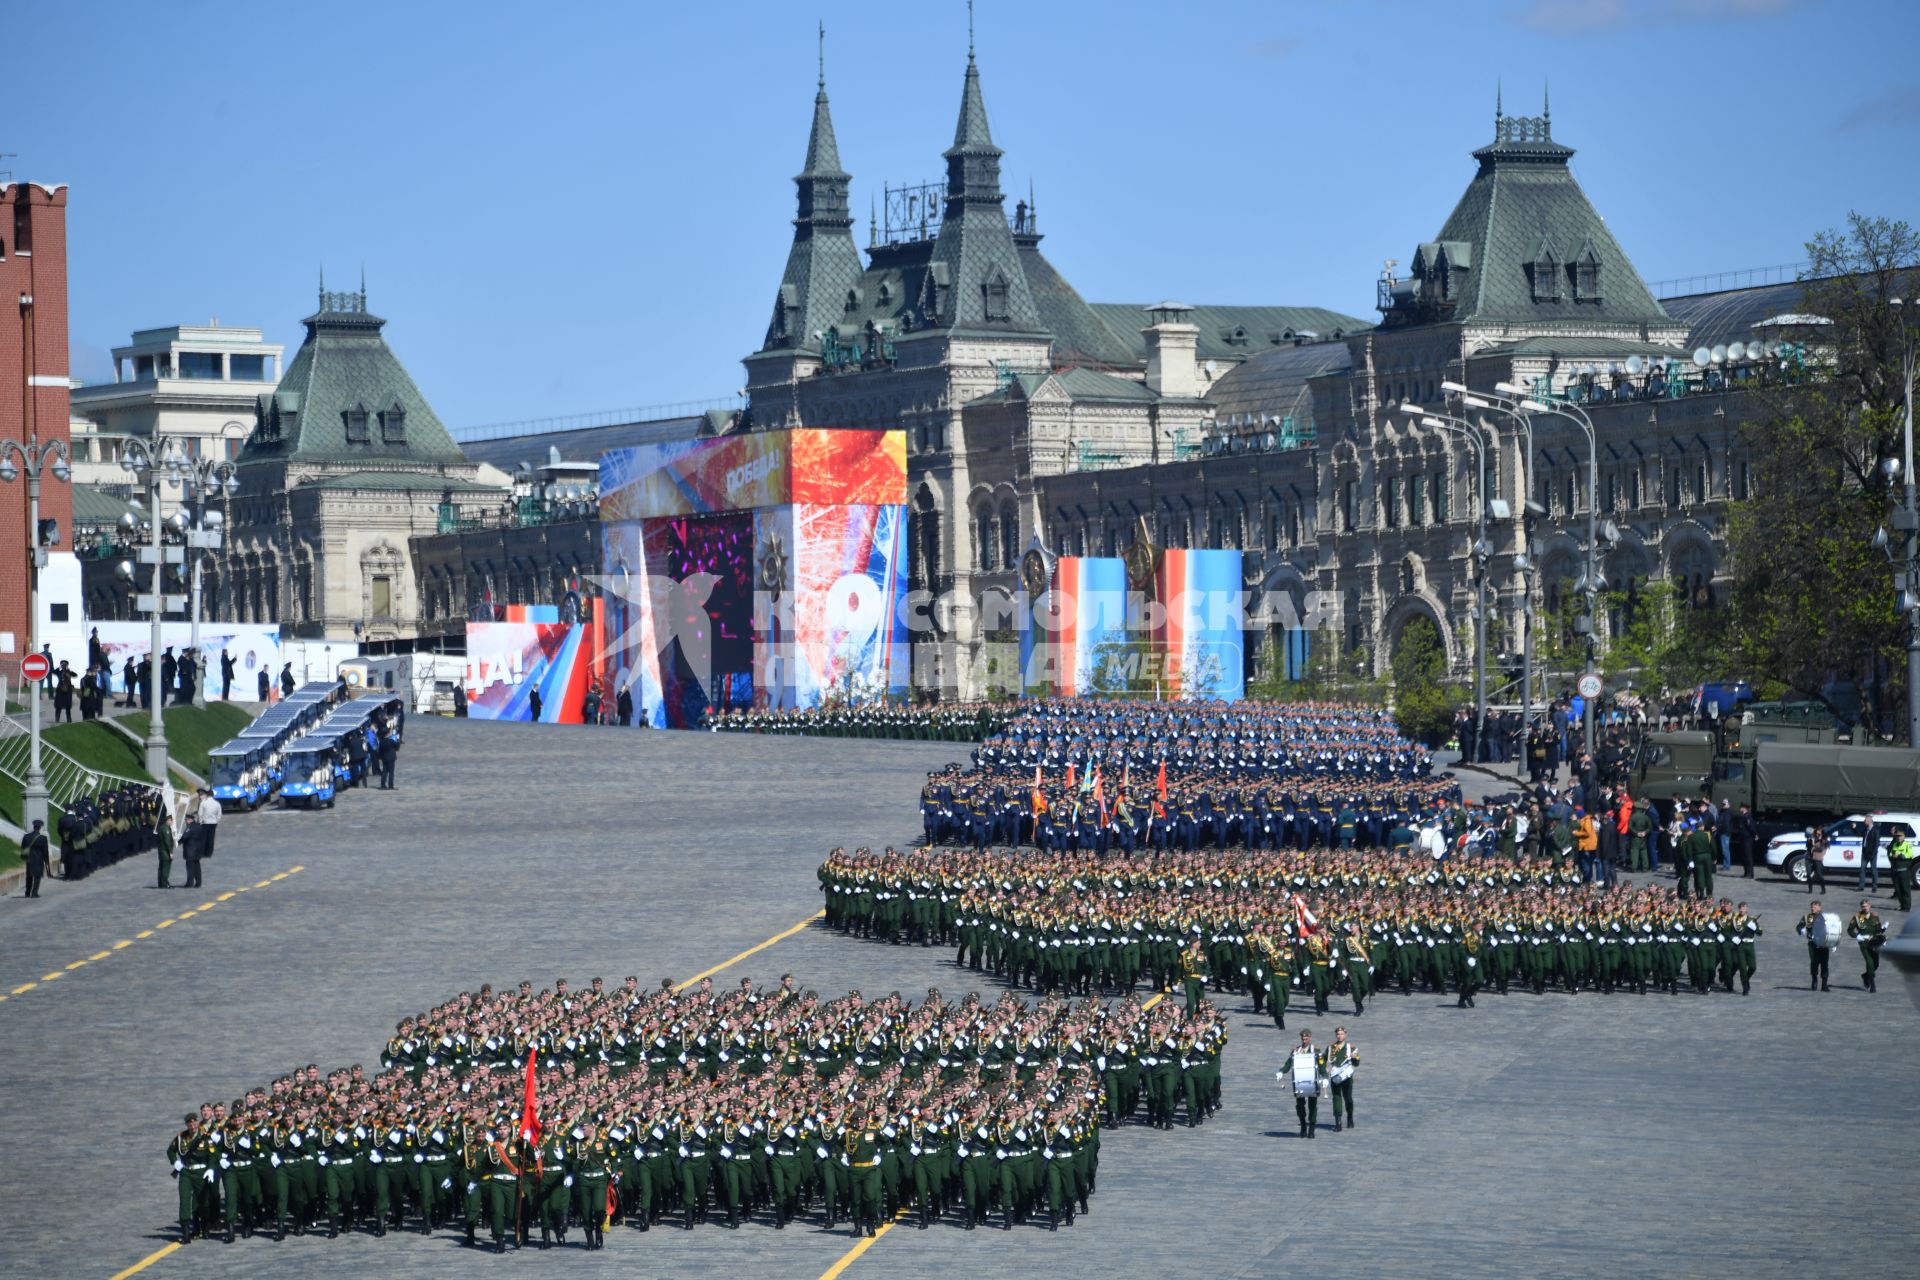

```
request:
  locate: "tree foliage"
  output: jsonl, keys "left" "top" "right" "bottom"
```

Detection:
{"left": 1720, "top": 213, "right": 1917, "bottom": 722}
{"left": 1390, "top": 617, "right": 1461, "bottom": 743}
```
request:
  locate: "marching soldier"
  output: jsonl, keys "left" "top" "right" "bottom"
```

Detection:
{"left": 1847, "top": 900, "right": 1887, "bottom": 992}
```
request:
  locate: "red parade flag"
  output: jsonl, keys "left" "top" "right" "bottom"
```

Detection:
{"left": 1293, "top": 894, "right": 1319, "bottom": 936}
{"left": 519, "top": 1055, "right": 541, "bottom": 1145}
{"left": 1155, "top": 761, "right": 1167, "bottom": 802}
{"left": 1066, "top": 762, "right": 1077, "bottom": 791}
{"left": 605, "top": 1180, "right": 618, "bottom": 1228}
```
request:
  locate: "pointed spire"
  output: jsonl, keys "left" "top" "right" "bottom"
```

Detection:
{"left": 968, "top": 0, "right": 976, "bottom": 64}
{"left": 1542, "top": 79, "right": 1551, "bottom": 133}
{"left": 800, "top": 35, "right": 848, "bottom": 180}
{"left": 948, "top": 42, "right": 997, "bottom": 154}
{"left": 1495, "top": 79, "right": 1503, "bottom": 129}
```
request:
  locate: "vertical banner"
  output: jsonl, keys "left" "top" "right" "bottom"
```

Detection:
{"left": 1022, "top": 556, "right": 1126, "bottom": 696}
{"left": 1154, "top": 548, "right": 1245, "bottom": 701}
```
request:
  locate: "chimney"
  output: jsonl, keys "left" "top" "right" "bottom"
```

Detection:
{"left": 1143, "top": 301, "right": 1200, "bottom": 399}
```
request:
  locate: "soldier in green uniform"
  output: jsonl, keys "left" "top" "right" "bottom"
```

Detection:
{"left": 1179, "top": 941, "right": 1210, "bottom": 1014}
{"left": 1324, "top": 1026, "right": 1359, "bottom": 1131}
{"left": 1627, "top": 803, "right": 1654, "bottom": 872}
{"left": 569, "top": 1120, "right": 613, "bottom": 1249}
{"left": 168, "top": 1113, "right": 211, "bottom": 1244}
{"left": 1847, "top": 899, "right": 1887, "bottom": 992}
{"left": 843, "top": 1111, "right": 884, "bottom": 1238}
{"left": 476, "top": 1125, "right": 521, "bottom": 1253}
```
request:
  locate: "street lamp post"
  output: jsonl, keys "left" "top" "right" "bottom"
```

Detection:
{"left": 1448, "top": 383, "right": 1542, "bottom": 739}
{"left": 1402, "top": 405, "right": 1494, "bottom": 760}
{"left": 180, "top": 460, "right": 239, "bottom": 706}
{"left": 1502, "top": 385, "right": 1611, "bottom": 763}
{"left": 0, "top": 433, "right": 74, "bottom": 834}
{"left": 119, "top": 437, "right": 189, "bottom": 782}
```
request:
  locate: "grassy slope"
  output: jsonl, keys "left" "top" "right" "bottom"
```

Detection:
{"left": 119, "top": 704, "right": 254, "bottom": 778}
{"left": 0, "top": 834, "right": 17, "bottom": 875}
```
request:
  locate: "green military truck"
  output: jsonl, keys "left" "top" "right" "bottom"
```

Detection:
{"left": 1631, "top": 702, "right": 1920, "bottom": 841}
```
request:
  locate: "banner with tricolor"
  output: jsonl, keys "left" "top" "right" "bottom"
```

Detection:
{"left": 1020, "top": 555, "right": 1127, "bottom": 696}
{"left": 1152, "top": 548, "right": 1245, "bottom": 701}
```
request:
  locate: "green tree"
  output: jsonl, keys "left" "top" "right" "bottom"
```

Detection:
{"left": 1390, "top": 617, "right": 1461, "bottom": 743}
{"left": 1721, "top": 213, "right": 1917, "bottom": 726}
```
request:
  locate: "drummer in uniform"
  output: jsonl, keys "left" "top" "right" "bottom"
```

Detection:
{"left": 1284, "top": 1030, "right": 1325, "bottom": 1139}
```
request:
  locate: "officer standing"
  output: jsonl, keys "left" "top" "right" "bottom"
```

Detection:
{"left": 19, "top": 819, "right": 50, "bottom": 898}
{"left": 1889, "top": 828, "right": 1917, "bottom": 912}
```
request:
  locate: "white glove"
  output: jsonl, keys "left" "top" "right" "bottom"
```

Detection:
{"left": 839, "top": 1153, "right": 850, "bottom": 1166}
{"left": 466, "top": 1181, "right": 477, "bottom": 1195}
{"left": 442, "top": 1178, "right": 454, "bottom": 1191}
{"left": 369, "top": 1151, "right": 382, "bottom": 1165}
{"left": 318, "top": 1155, "right": 330, "bottom": 1167}
{"left": 218, "top": 1157, "right": 231, "bottom": 1170}
{"left": 677, "top": 1144, "right": 689, "bottom": 1159}
{"left": 172, "top": 1159, "right": 184, "bottom": 1173}
{"left": 270, "top": 1154, "right": 282, "bottom": 1168}
{"left": 202, "top": 1169, "right": 216, "bottom": 1183}
{"left": 564, "top": 1175, "right": 574, "bottom": 1188}
{"left": 413, "top": 1153, "right": 425, "bottom": 1164}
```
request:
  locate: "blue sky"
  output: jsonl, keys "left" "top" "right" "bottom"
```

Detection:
{"left": 7, "top": 0, "right": 1916, "bottom": 433}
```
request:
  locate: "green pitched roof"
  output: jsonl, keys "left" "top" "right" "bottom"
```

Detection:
{"left": 240, "top": 288, "right": 469, "bottom": 467}
{"left": 71, "top": 484, "right": 142, "bottom": 529}
{"left": 1381, "top": 112, "right": 1673, "bottom": 332}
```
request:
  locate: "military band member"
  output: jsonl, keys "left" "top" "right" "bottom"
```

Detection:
{"left": 1847, "top": 900, "right": 1887, "bottom": 992}
{"left": 1286, "top": 1030, "right": 1325, "bottom": 1138}
{"left": 1325, "top": 1026, "right": 1358, "bottom": 1131}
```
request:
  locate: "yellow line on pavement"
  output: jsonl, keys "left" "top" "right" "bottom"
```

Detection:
{"left": 106, "top": 1241, "right": 180, "bottom": 1279}
{"left": 253, "top": 879, "right": 271, "bottom": 888}
{"left": 674, "top": 910, "right": 825, "bottom": 992}
{"left": 819, "top": 1209, "right": 911, "bottom": 1280}
{"left": 6, "top": 867, "right": 306, "bottom": 1013}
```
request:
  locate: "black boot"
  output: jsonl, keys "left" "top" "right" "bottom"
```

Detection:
{"left": 1050, "top": 1208, "right": 1059, "bottom": 1232}
{"left": 327, "top": 1216, "right": 340, "bottom": 1240}
{"left": 374, "top": 1219, "right": 385, "bottom": 1238}
{"left": 179, "top": 1223, "right": 192, "bottom": 1246}
{"left": 686, "top": 1205, "right": 697, "bottom": 1231}
{"left": 465, "top": 1222, "right": 476, "bottom": 1247}
{"left": 275, "top": 1217, "right": 287, "bottom": 1242}
{"left": 1003, "top": 1205, "right": 1014, "bottom": 1231}
{"left": 223, "top": 1223, "right": 235, "bottom": 1244}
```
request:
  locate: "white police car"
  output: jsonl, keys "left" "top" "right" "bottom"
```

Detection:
{"left": 1764, "top": 811, "right": 1920, "bottom": 883}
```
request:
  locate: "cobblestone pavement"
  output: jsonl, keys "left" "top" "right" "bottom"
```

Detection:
{"left": 1, "top": 720, "right": 1914, "bottom": 1280}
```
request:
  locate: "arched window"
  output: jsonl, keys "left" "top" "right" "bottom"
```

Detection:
{"left": 973, "top": 506, "right": 995, "bottom": 572}
{"left": 1000, "top": 503, "right": 1018, "bottom": 569}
